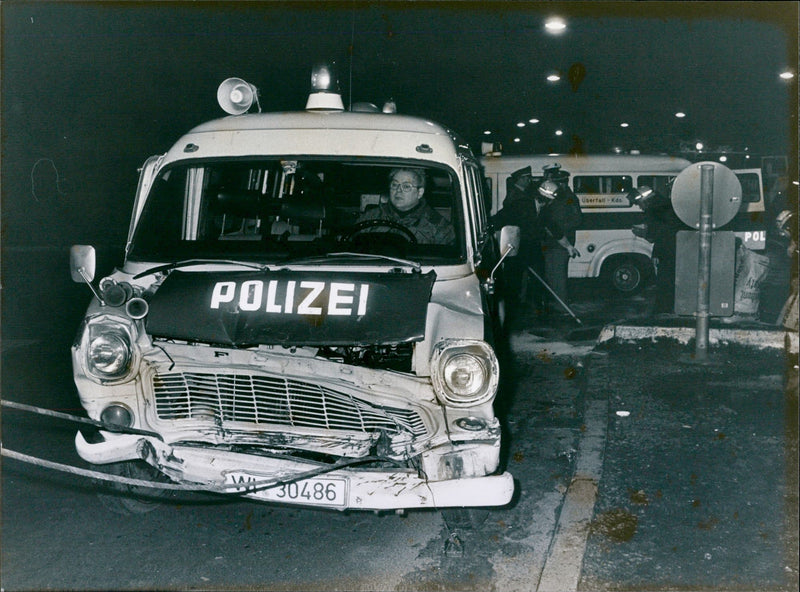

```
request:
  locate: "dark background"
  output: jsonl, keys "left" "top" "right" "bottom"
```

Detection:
{"left": 1, "top": 1, "right": 797, "bottom": 342}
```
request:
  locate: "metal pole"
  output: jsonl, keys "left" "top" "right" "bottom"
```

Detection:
{"left": 527, "top": 266, "right": 582, "bottom": 324}
{"left": 695, "top": 164, "right": 714, "bottom": 361}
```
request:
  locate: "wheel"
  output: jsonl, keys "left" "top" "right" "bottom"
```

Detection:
{"left": 95, "top": 460, "right": 175, "bottom": 515}
{"left": 341, "top": 218, "right": 418, "bottom": 244}
{"left": 603, "top": 256, "right": 651, "bottom": 294}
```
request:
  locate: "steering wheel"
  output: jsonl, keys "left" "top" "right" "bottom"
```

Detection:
{"left": 342, "top": 218, "right": 418, "bottom": 244}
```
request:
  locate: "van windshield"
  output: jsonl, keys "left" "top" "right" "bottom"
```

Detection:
{"left": 129, "top": 158, "right": 465, "bottom": 265}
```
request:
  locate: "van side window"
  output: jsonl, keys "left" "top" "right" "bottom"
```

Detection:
{"left": 573, "top": 175, "right": 633, "bottom": 195}
{"left": 636, "top": 175, "right": 678, "bottom": 197}
{"left": 464, "top": 164, "right": 483, "bottom": 248}
{"left": 735, "top": 172, "right": 762, "bottom": 203}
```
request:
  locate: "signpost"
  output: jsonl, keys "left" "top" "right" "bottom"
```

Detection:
{"left": 671, "top": 162, "right": 742, "bottom": 361}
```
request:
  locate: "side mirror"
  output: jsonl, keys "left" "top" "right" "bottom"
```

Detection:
{"left": 71, "top": 245, "right": 106, "bottom": 304}
{"left": 488, "top": 226, "right": 521, "bottom": 291}
{"left": 499, "top": 225, "right": 520, "bottom": 258}
{"left": 70, "top": 245, "right": 96, "bottom": 283}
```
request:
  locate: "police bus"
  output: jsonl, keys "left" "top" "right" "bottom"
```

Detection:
{"left": 481, "top": 153, "right": 766, "bottom": 293}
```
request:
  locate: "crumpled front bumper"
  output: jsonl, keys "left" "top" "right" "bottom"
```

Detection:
{"left": 75, "top": 430, "right": 514, "bottom": 510}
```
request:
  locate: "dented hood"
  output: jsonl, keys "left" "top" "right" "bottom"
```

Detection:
{"left": 146, "top": 270, "right": 436, "bottom": 347}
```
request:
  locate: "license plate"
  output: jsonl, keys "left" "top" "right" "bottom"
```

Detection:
{"left": 225, "top": 472, "right": 347, "bottom": 507}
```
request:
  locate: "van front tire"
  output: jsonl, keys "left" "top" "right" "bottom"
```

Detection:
{"left": 95, "top": 460, "right": 175, "bottom": 515}
{"left": 602, "top": 255, "right": 652, "bottom": 294}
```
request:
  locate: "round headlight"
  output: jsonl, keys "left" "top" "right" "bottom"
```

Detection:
{"left": 100, "top": 404, "right": 134, "bottom": 428}
{"left": 431, "top": 339, "right": 499, "bottom": 407}
{"left": 88, "top": 332, "right": 131, "bottom": 378}
{"left": 443, "top": 354, "right": 488, "bottom": 398}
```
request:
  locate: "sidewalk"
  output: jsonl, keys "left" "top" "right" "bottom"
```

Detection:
{"left": 507, "top": 290, "right": 798, "bottom": 591}
{"left": 597, "top": 314, "right": 798, "bottom": 354}
{"left": 576, "top": 338, "right": 798, "bottom": 591}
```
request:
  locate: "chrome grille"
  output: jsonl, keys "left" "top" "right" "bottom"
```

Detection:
{"left": 152, "top": 371, "right": 426, "bottom": 436}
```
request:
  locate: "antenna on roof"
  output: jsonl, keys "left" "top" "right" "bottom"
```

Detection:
{"left": 348, "top": 3, "right": 355, "bottom": 110}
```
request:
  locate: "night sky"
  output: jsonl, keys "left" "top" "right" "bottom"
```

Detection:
{"left": 1, "top": 1, "right": 798, "bottom": 250}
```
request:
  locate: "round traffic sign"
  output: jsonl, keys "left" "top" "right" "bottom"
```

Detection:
{"left": 670, "top": 161, "right": 742, "bottom": 229}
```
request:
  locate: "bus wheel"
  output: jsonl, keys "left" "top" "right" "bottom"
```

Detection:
{"left": 603, "top": 256, "right": 651, "bottom": 294}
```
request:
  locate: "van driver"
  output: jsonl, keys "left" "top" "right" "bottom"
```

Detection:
{"left": 357, "top": 168, "right": 455, "bottom": 244}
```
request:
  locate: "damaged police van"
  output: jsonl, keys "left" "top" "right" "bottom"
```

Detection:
{"left": 70, "top": 66, "right": 518, "bottom": 515}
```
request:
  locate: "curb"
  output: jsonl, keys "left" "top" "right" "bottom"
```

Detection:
{"left": 597, "top": 324, "right": 799, "bottom": 354}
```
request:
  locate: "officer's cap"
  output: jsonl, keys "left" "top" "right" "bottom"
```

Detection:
{"left": 511, "top": 166, "right": 532, "bottom": 180}
{"left": 543, "top": 163, "right": 570, "bottom": 181}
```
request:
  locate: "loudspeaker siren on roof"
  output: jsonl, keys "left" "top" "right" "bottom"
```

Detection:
{"left": 217, "top": 77, "right": 260, "bottom": 115}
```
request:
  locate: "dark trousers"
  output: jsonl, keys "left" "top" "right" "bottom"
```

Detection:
{"left": 543, "top": 243, "right": 570, "bottom": 307}
{"left": 653, "top": 254, "right": 676, "bottom": 314}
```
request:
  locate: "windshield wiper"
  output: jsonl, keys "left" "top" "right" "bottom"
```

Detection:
{"left": 133, "top": 259, "right": 272, "bottom": 279}
{"left": 280, "top": 252, "right": 422, "bottom": 272}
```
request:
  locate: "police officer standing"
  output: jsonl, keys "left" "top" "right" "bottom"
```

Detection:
{"left": 490, "top": 166, "right": 545, "bottom": 315}
{"left": 627, "top": 185, "right": 683, "bottom": 314}
{"left": 536, "top": 164, "right": 582, "bottom": 313}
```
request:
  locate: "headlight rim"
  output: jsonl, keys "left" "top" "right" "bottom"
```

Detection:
{"left": 82, "top": 316, "right": 138, "bottom": 384}
{"left": 431, "top": 339, "right": 499, "bottom": 407}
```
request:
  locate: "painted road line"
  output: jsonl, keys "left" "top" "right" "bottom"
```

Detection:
{"left": 537, "top": 383, "right": 608, "bottom": 592}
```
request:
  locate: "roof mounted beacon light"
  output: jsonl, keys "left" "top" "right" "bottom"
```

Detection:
{"left": 217, "top": 77, "right": 261, "bottom": 115}
{"left": 306, "top": 63, "right": 344, "bottom": 111}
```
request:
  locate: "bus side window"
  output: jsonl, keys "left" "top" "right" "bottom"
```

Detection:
{"left": 638, "top": 175, "right": 676, "bottom": 197}
{"left": 736, "top": 173, "right": 761, "bottom": 203}
{"left": 574, "top": 175, "right": 632, "bottom": 195}
{"left": 574, "top": 176, "right": 599, "bottom": 193}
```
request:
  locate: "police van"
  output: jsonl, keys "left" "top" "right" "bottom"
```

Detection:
{"left": 69, "top": 65, "right": 519, "bottom": 515}
{"left": 482, "top": 154, "right": 766, "bottom": 293}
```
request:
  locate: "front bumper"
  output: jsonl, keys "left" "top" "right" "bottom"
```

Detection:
{"left": 75, "top": 430, "right": 514, "bottom": 510}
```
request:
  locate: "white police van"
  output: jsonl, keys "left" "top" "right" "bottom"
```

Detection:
{"left": 482, "top": 153, "right": 766, "bottom": 293}
{"left": 70, "top": 66, "right": 518, "bottom": 515}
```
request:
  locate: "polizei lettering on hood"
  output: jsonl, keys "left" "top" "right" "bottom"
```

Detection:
{"left": 210, "top": 280, "right": 369, "bottom": 316}
{"left": 146, "top": 270, "right": 436, "bottom": 347}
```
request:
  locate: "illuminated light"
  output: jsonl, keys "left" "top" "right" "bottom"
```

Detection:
{"left": 547, "top": 74, "right": 561, "bottom": 82}
{"left": 483, "top": 130, "right": 492, "bottom": 135}
{"left": 620, "top": 122, "right": 629, "bottom": 128}
{"left": 719, "top": 156, "right": 728, "bottom": 162}
{"left": 516, "top": 122, "right": 525, "bottom": 128}
{"left": 675, "top": 112, "right": 686, "bottom": 118}
{"left": 555, "top": 130, "right": 563, "bottom": 136}
{"left": 544, "top": 17, "right": 567, "bottom": 34}
{"left": 306, "top": 64, "right": 344, "bottom": 111}
{"left": 745, "top": 155, "right": 751, "bottom": 160}
{"left": 529, "top": 118, "right": 540, "bottom": 124}
{"left": 514, "top": 137, "right": 521, "bottom": 143}
{"left": 780, "top": 71, "right": 794, "bottom": 80}
{"left": 613, "top": 147, "right": 623, "bottom": 154}
{"left": 695, "top": 142, "right": 704, "bottom": 151}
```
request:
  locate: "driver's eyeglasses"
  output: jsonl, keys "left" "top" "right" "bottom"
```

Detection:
{"left": 390, "top": 181, "right": 420, "bottom": 193}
